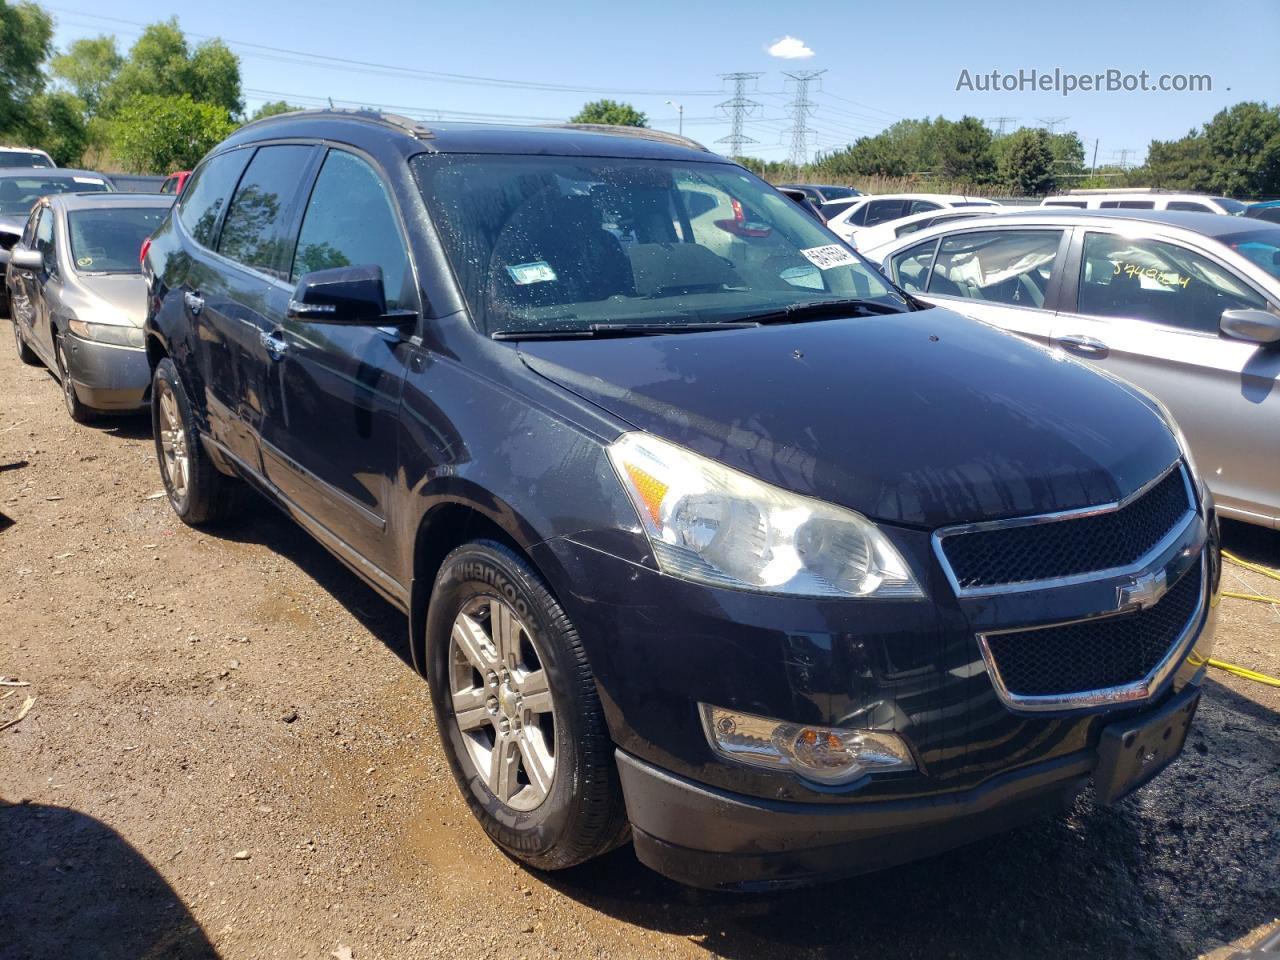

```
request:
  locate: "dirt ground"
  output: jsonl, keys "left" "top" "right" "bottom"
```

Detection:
{"left": 1, "top": 335, "right": 1277, "bottom": 960}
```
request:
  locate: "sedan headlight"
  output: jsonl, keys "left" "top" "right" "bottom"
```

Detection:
{"left": 68, "top": 318, "right": 143, "bottom": 348}
{"left": 608, "top": 432, "right": 921, "bottom": 598}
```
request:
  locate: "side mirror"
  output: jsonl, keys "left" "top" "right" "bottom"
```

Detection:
{"left": 9, "top": 246, "right": 43, "bottom": 271}
{"left": 1220, "top": 308, "right": 1280, "bottom": 345}
{"left": 288, "top": 264, "right": 386, "bottom": 324}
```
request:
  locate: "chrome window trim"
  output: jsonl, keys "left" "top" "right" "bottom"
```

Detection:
{"left": 932, "top": 459, "right": 1192, "bottom": 598}
{"left": 975, "top": 556, "right": 1206, "bottom": 712}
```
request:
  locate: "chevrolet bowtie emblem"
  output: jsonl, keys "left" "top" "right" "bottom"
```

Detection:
{"left": 1117, "top": 569, "right": 1169, "bottom": 612}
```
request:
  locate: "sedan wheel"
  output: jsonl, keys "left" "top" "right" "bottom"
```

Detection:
{"left": 448, "top": 595, "right": 557, "bottom": 812}
{"left": 56, "top": 338, "right": 93, "bottom": 422}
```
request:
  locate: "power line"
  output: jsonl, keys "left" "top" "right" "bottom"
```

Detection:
{"left": 715, "top": 72, "right": 763, "bottom": 157}
{"left": 1037, "top": 116, "right": 1069, "bottom": 134}
{"left": 48, "top": 6, "right": 723, "bottom": 97}
{"left": 783, "top": 70, "right": 826, "bottom": 170}
{"left": 985, "top": 116, "right": 1017, "bottom": 136}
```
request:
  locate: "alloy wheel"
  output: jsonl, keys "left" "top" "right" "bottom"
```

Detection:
{"left": 57, "top": 341, "right": 77, "bottom": 418}
{"left": 156, "top": 382, "right": 190, "bottom": 502}
{"left": 448, "top": 595, "right": 557, "bottom": 811}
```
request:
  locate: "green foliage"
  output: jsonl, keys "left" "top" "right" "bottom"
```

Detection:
{"left": 570, "top": 99, "right": 647, "bottom": 127}
{"left": 1141, "top": 103, "right": 1280, "bottom": 197}
{"left": 939, "top": 116, "right": 995, "bottom": 183}
{"left": 109, "top": 93, "right": 236, "bottom": 173}
{"left": 50, "top": 35, "right": 122, "bottom": 116}
{"left": 999, "top": 128, "right": 1057, "bottom": 195}
{"left": 23, "top": 91, "right": 89, "bottom": 165}
{"left": 101, "top": 19, "right": 243, "bottom": 116}
{"left": 0, "top": 0, "right": 53, "bottom": 134}
{"left": 247, "top": 100, "right": 296, "bottom": 122}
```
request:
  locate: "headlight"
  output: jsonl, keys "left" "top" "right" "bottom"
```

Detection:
{"left": 701, "top": 704, "right": 914, "bottom": 785}
{"left": 68, "top": 319, "right": 143, "bottom": 348}
{"left": 607, "top": 432, "right": 922, "bottom": 598}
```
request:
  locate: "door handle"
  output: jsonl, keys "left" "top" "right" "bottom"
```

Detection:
{"left": 17, "top": 271, "right": 33, "bottom": 280}
{"left": 183, "top": 290, "right": 204, "bottom": 316}
{"left": 260, "top": 330, "right": 288, "bottom": 361}
{"left": 1056, "top": 334, "right": 1108, "bottom": 356}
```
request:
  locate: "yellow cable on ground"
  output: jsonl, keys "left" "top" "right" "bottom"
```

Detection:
{"left": 1222, "top": 549, "right": 1280, "bottom": 583}
{"left": 1207, "top": 658, "right": 1280, "bottom": 687}
{"left": 1224, "top": 591, "right": 1280, "bottom": 604}
{"left": 1210, "top": 551, "right": 1280, "bottom": 687}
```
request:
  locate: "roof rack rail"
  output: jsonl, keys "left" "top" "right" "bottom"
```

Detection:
{"left": 237, "top": 108, "right": 434, "bottom": 140}
{"left": 544, "top": 123, "right": 711, "bottom": 153}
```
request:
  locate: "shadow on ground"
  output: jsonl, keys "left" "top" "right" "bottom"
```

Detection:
{"left": 0, "top": 801, "right": 218, "bottom": 960}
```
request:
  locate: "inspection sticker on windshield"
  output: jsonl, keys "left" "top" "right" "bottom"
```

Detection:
{"left": 507, "top": 261, "right": 557, "bottom": 285}
{"left": 800, "top": 244, "right": 858, "bottom": 270}
{"left": 72, "top": 176, "right": 104, "bottom": 185}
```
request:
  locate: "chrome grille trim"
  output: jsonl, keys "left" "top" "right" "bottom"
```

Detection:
{"left": 932, "top": 459, "right": 1195, "bottom": 598}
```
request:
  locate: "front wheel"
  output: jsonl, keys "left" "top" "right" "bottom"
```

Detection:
{"left": 426, "top": 540, "right": 628, "bottom": 871}
{"left": 151, "top": 357, "right": 241, "bottom": 525}
{"left": 56, "top": 337, "right": 95, "bottom": 423}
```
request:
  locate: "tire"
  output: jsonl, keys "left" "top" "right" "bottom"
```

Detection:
{"left": 55, "top": 336, "right": 95, "bottom": 423}
{"left": 426, "top": 540, "right": 628, "bottom": 871}
{"left": 13, "top": 319, "right": 37, "bottom": 365}
{"left": 151, "top": 357, "right": 241, "bottom": 525}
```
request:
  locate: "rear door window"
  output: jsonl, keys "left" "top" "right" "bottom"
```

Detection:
{"left": 1077, "top": 232, "right": 1266, "bottom": 333}
{"left": 907, "top": 200, "right": 942, "bottom": 215}
{"left": 291, "top": 150, "right": 411, "bottom": 309}
{"left": 890, "top": 239, "right": 939, "bottom": 292}
{"left": 218, "top": 145, "right": 314, "bottom": 277}
{"left": 178, "top": 149, "right": 251, "bottom": 248}
{"left": 863, "top": 199, "right": 909, "bottom": 226}
{"left": 1166, "top": 201, "right": 1211, "bottom": 213}
{"left": 927, "top": 230, "right": 1062, "bottom": 307}
{"left": 1100, "top": 200, "right": 1155, "bottom": 209}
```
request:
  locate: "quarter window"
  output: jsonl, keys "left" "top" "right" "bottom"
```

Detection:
{"left": 907, "top": 200, "right": 942, "bottom": 216}
{"left": 292, "top": 150, "right": 411, "bottom": 310}
{"left": 177, "top": 149, "right": 251, "bottom": 249}
{"left": 927, "top": 230, "right": 1062, "bottom": 307}
{"left": 1077, "top": 232, "right": 1266, "bottom": 333}
{"left": 1166, "top": 201, "right": 1211, "bottom": 213}
{"left": 219, "top": 145, "right": 313, "bottom": 276}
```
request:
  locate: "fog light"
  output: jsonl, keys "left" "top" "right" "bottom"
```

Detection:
{"left": 699, "top": 704, "right": 914, "bottom": 785}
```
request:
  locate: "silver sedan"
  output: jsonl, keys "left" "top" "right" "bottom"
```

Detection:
{"left": 874, "top": 209, "right": 1280, "bottom": 529}
{"left": 7, "top": 192, "right": 172, "bottom": 422}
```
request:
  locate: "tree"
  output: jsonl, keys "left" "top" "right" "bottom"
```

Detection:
{"left": 247, "top": 100, "right": 296, "bottom": 122}
{"left": 1201, "top": 102, "right": 1280, "bottom": 197}
{"left": 50, "top": 35, "right": 122, "bottom": 116}
{"left": 0, "top": 0, "right": 53, "bottom": 135}
{"left": 22, "top": 91, "right": 89, "bottom": 166}
{"left": 102, "top": 20, "right": 243, "bottom": 117}
{"left": 570, "top": 99, "right": 646, "bottom": 127}
{"left": 109, "top": 93, "right": 236, "bottom": 173}
{"left": 939, "top": 116, "right": 995, "bottom": 183}
{"left": 1143, "top": 131, "right": 1211, "bottom": 191}
{"left": 1000, "top": 128, "right": 1057, "bottom": 194}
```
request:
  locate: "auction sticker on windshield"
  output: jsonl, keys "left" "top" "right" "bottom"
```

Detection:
{"left": 507, "top": 261, "right": 557, "bottom": 285}
{"left": 800, "top": 244, "right": 858, "bottom": 270}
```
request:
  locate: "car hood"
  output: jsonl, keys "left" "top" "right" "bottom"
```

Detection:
{"left": 65, "top": 273, "right": 148, "bottom": 327}
{"left": 518, "top": 308, "right": 1180, "bottom": 528}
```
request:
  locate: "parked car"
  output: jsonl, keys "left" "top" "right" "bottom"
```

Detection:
{"left": 1041, "top": 190, "right": 1248, "bottom": 216}
{"left": 0, "top": 168, "right": 113, "bottom": 317}
{"left": 775, "top": 182, "right": 863, "bottom": 205}
{"left": 775, "top": 186, "right": 825, "bottom": 222}
{"left": 1245, "top": 200, "right": 1280, "bottom": 224}
{"left": 0, "top": 146, "right": 55, "bottom": 169}
{"left": 876, "top": 208, "right": 1280, "bottom": 529}
{"left": 7, "top": 192, "right": 172, "bottom": 421}
{"left": 826, "top": 194, "right": 1002, "bottom": 247}
{"left": 851, "top": 206, "right": 1005, "bottom": 261}
{"left": 160, "top": 170, "right": 192, "bottom": 195}
{"left": 143, "top": 111, "right": 1218, "bottom": 891}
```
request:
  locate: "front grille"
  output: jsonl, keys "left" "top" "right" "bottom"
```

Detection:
{"left": 940, "top": 465, "right": 1191, "bottom": 590}
{"left": 982, "top": 563, "right": 1202, "bottom": 698}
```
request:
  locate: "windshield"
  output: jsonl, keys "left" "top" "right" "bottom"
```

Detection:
{"left": 1223, "top": 227, "right": 1280, "bottom": 282}
{"left": 818, "top": 186, "right": 858, "bottom": 201}
{"left": 68, "top": 206, "right": 167, "bottom": 274}
{"left": 0, "top": 152, "right": 52, "bottom": 169}
{"left": 412, "top": 154, "right": 903, "bottom": 335}
{"left": 0, "top": 175, "right": 110, "bottom": 215}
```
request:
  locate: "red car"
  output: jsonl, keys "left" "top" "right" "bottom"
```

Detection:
{"left": 159, "top": 170, "right": 191, "bottom": 195}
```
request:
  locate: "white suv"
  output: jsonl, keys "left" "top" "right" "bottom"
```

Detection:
{"left": 1041, "top": 192, "right": 1247, "bottom": 216}
{"left": 826, "top": 193, "right": 1002, "bottom": 246}
{"left": 0, "top": 146, "right": 55, "bottom": 169}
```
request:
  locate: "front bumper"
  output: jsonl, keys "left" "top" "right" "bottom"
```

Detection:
{"left": 619, "top": 680, "right": 1202, "bottom": 891}
{"left": 63, "top": 332, "right": 149, "bottom": 411}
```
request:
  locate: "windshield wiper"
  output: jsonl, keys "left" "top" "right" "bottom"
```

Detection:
{"left": 742, "top": 298, "right": 908, "bottom": 326}
{"left": 492, "top": 321, "right": 759, "bottom": 341}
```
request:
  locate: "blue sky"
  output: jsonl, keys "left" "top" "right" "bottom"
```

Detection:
{"left": 46, "top": 0, "right": 1280, "bottom": 165}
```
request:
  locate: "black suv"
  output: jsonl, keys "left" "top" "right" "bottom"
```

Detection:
{"left": 142, "top": 111, "right": 1220, "bottom": 891}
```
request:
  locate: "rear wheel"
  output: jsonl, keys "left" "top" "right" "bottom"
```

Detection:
{"left": 426, "top": 540, "right": 628, "bottom": 871}
{"left": 151, "top": 357, "right": 241, "bottom": 525}
{"left": 13, "top": 319, "right": 37, "bottom": 365}
{"left": 56, "top": 336, "right": 94, "bottom": 423}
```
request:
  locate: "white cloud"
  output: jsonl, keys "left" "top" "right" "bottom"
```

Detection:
{"left": 767, "top": 36, "right": 815, "bottom": 59}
